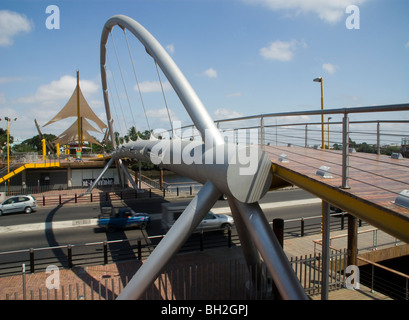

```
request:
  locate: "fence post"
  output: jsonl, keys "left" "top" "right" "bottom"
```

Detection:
{"left": 260, "top": 116, "right": 265, "bottom": 148}
{"left": 68, "top": 245, "right": 73, "bottom": 269}
{"left": 200, "top": 230, "right": 204, "bottom": 251}
{"left": 29, "top": 248, "right": 35, "bottom": 273}
{"left": 59, "top": 194, "right": 62, "bottom": 205}
{"left": 138, "top": 239, "right": 142, "bottom": 260}
{"left": 321, "top": 201, "right": 331, "bottom": 300}
{"left": 42, "top": 195, "right": 45, "bottom": 206}
{"left": 103, "top": 241, "right": 108, "bottom": 265}
{"left": 305, "top": 124, "right": 308, "bottom": 148}
{"left": 376, "top": 121, "right": 381, "bottom": 155}
{"left": 301, "top": 218, "right": 305, "bottom": 237}
{"left": 273, "top": 218, "right": 284, "bottom": 248}
{"left": 227, "top": 226, "right": 232, "bottom": 248}
{"left": 341, "top": 114, "right": 350, "bottom": 189}
{"left": 22, "top": 264, "right": 26, "bottom": 300}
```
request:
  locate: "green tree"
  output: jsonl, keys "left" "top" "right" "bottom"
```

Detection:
{"left": 0, "top": 128, "right": 13, "bottom": 154}
{"left": 12, "top": 134, "right": 57, "bottom": 153}
{"left": 128, "top": 126, "right": 139, "bottom": 141}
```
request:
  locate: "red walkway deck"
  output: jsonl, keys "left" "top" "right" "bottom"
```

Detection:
{"left": 265, "top": 145, "right": 409, "bottom": 243}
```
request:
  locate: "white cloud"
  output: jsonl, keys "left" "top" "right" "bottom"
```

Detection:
{"left": 226, "top": 92, "right": 242, "bottom": 98}
{"left": 0, "top": 10, "right": 33, "bottom": 47}
{"left": 242, "top": 0, "right": 369, "bottom": 24}
{"left": 322, "top": 63, "right": 337, "bottom": 74}
{"left": 15, "top": 75, "right": 99, "bottom": 105}
{"left": 134, "top": 80, "right": 172, "bottom": 93}
{"left": 146, "top": 107, "right": 179, "bottom": 123}
{"left": 214, "top": 108, "right": 243, "bottom": 119}
{"left": 166, "top": 44, "right": 175, "bottom": 54}
{"left": 203, "top": 68, "right": 218, "bottom": 78}
{"left": 260, "top": 39, "right": 306, "bottom": 61}
{"left": 0, "top": 92, "right": 7, "bottom": 105}
{"left": 0, "top": 77, "right": 24, "bottom": 84}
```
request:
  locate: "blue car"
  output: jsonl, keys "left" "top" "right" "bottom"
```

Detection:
{"left": 98, "top": 207, "right": 150, "bottom": 232}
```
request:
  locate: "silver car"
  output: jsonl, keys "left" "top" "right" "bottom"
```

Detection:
{"left": 0, "top": 195, "right": 38, "bottom": 216}
{"left": 197, "top": 212, "right": 234, "bottom": 230}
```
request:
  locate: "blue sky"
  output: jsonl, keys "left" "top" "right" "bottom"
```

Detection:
{"left": 0, "top": 0, "right": 408, "bottom": 144}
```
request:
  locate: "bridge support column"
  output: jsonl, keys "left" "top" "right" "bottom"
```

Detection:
{"left": 67, "top": 166, "right": 72, "bottom": 189}
{"left": 347, "top": 214, "right": 358, "bottom": 266}
{"left": 227, "top": 197, "right": 263, "bottom": 287}
{"left": 321, "top": 201, "right": 331, "bottom": 300}
{"left": 233, "top": 200, "right": 307, "bottom": 300}
{"left": 117, "top": 181, "right": 221, "bottom": 300}
{"left": 21, "top": 170, "right": 27, "bottom": 190}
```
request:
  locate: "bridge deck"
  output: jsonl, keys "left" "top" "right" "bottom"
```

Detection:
{"left": 265, "top": 145, "right": 409, "bottom": 243}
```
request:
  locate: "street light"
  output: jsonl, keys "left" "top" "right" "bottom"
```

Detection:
{"left": 313, "top": 77, "right": 325, "bottom": 149}
{"left": 0, "top": 117, "right": 17, "bottom": 174}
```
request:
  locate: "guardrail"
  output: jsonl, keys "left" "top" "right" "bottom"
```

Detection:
{"left": 0, "top": 227, "right": 236, "bottom": 277}
{"left": 161, "top": 103, "right": 409, "bottom": 195}
{"left": 4, "top": 249, "right": 350, "bottom": 300}
{"left": 0, "top": 212, "right": 367, "bottom": 277}
{"left": 358, "top": 256, "right": 409, "bottom": 300}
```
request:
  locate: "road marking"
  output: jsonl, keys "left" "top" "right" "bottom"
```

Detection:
{"left": 211, "top": 198, "right": 321, "bottom": 214}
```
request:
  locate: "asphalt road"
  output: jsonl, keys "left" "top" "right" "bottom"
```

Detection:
{"left": 0, "top": 188, "right": 318, "bottom": 227}
{"left": 0, "top": 188, "right": 324, "bottom": 253}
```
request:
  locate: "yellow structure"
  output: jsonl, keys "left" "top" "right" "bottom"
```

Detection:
{"left": 0, "top": 162, "right": 60, "bottom": 184}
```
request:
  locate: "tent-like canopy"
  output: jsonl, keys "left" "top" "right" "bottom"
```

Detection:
{"left": 43, "top": 71, "right": 107, "bottom": 147}
{"left": 53, "top": 118, "right": 102, "bottom": 146}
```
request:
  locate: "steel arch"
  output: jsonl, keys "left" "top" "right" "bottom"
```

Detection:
{"left": 99, "top": 15, "right": 307, "bottom": 300}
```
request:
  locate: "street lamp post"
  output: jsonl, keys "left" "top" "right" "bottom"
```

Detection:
{"left": 1, "top": 117, "right": 17, "bottom": 194}
{"left": 313, "top": 77, "right": 325, "bottom": 149}
{"left": 0, "top": 117, "right": 17, "bottom": 174}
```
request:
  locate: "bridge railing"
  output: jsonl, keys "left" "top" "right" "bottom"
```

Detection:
{"left": 164, "top": 103, "right": 409, "bottom": 205}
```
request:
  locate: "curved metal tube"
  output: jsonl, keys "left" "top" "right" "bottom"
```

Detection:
{"left": 100, "top": 15, "right": 224, "bottom": 147}
{"left": 117, "top": 180, "right": 221, "bottom": 300}
{"left": 99, "top": 15, "right": 306, "bottom": 300}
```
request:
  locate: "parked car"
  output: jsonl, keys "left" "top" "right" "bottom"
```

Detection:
{"left": 0, "top": 195, "right": 38, "bottom": 216}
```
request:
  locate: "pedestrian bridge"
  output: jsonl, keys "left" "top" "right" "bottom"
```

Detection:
{"left": 3, "top": 14, "right": 409, "bottom": 300}
{"left": 265, "top": 144, "right": 409, "bottom": 243}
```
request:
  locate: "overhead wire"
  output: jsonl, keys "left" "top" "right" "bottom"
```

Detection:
{"left": 155, "top": 61, "right": 174, "bottom": 137}
{"left": 123, "top": 29, "right": 151, "bottom": 135}
{"left": 110, "top": 29, "right": 137, "bottom": 134}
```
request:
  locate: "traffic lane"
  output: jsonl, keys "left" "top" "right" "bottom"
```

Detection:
{"left": 0, "top": 188, "right": 317, "bottom": 226}
{"left": 0, "top": 198, "right": 166, "bottom": 227}
{"left": 0, "top": 224, "right": 149, "bottom": 253}
{"left": 0, "top": 202, "right": 323, "bottom": 253}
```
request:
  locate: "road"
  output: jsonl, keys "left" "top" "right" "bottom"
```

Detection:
{"left": 0, "top": 188, "right": 324, "bottom": 253}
